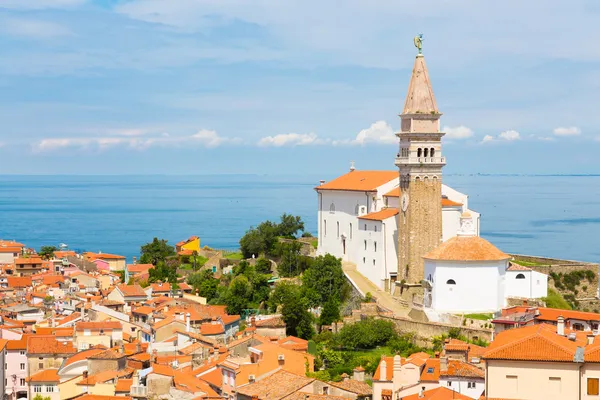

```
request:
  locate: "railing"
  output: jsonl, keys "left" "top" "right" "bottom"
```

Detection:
{"left": 395, "top": 156, "right": 446, "bottom": 164}
{"left": 130, "top": 385, "right": 148, "bottom": 397}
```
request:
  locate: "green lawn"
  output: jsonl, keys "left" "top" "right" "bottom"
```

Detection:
{"left": 311, "top": 239, "right": 318, "bottom": 249}
{"left": 463, "top": 313, "right": 493, "bottom": 321}
{"left": 223, "top": 251, "right": 244, "bottom": 260}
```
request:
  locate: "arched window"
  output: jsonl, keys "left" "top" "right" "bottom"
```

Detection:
{"left": 424, "top": 148, "right": 429, "bottom": 157}
{"left": 417, "top": 148, "right": 422, "bottom": 157}
{"left": 431, "top": 148, "right": 435, "bottom": 157}
{"left": 516, "top": 273, "right": 526, "bottom": 279}
{"left": 446, "top": 279, "right": 456, "bottom": 285}
{"left": 329, "top": 203, "right": 335, "bottom": 214}
{"left": 349, "top": 223, "right": 352, "bottom": 239}
{"left": 324, "top": 220, "right": 327, "bottom": 237}
{"left": 336, "top": 222, "right": 339, "bottom": 238}
{"left": 354, "top": 204, "right": 360, "bottom": 215}
{"left": 374, "top": 225, "right": 378, "bottom": 232}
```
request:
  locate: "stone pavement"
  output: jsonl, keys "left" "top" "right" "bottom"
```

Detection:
{"left": 342, "top": 261, "right": 410, "bottom": 318}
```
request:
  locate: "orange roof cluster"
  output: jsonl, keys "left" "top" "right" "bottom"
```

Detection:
{"left": 358, "top": 208, "right": 399, "bottom": 221}
{"left": 6, "top": 276, "right": 32, "bottom": 288}
{"left": 28, "top": 369, "right": 60, "bottom": 383}
{"left": 27, "top": 336, "right": 76, "bottom": 355}
{"left": 316, "top": 171, "right": 398, "bottom": 192}
{"left": 200, "top": 322, "right": 224, "bottom": 335}
{"left": 423, "top": 236, "right": 510, "bottom": 261}
{"left": 85, "top": 252, "right": 126, "bottom": 260}
{"left": 483, "top": 324, "right": 583, "bottom": 362}
{"left": 76, "top": 321, "right": 122, "bottom": 331}
{"left": 402, "top": 387, "right": 472, "bottom": 400}
{"left": 441, "top": 360, "right": 484, "bottom": 378}
{"left": 14, "top": 257, "right": 43, "bottom": 265}
{"left": 117, "top": 284, "right": 147, "bottom": 297}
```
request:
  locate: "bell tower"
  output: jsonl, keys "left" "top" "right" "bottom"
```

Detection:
{"left": 396, "top": 37, "right": 445, "bottom": 284}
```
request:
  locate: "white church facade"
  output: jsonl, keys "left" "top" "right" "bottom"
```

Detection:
{"left": 315, "top": 40, "right": 548, "bottom": 314}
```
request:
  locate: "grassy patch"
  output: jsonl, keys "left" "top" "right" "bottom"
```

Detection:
{"left": 542, "top": 288, "right": 572, "bottom": 310}
{"left": 463, "top": 313, "right": 493, "bottom": 321}
{"left": 511, "top": 259, "right": 548, "bottom": 267}
{"left": 311, "top": 239, "right": 318, "bottom": 249}
{"left": 223, "top": 251, "right": 244, "bottom": 260}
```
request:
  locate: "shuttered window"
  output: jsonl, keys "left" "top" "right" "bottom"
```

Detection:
{"left": 588, "top": 378, "right": 599, "bottom": 395}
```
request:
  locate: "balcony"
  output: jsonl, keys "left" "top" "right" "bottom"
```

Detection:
{"left": 395, "top": 156, "right": 446, "bottom": 165}
{"left": 130, "top": 385, "right": 148, "bottom": 398}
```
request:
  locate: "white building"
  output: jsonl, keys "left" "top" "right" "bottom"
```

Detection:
{"left": 315, "top": 169, "right": 480, "bottom": 292}
{"left": 505, "top": 264, "right": 548, "bottom": 299}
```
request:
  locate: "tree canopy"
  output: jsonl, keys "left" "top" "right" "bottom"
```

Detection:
{"left": 302, "top": 254, "right": 349, "bottom": 307}
{"left": 239, "top": 214, "right": 306, "bottom": 258}
{"left": 39, "top": 246, "right": 57, "bottom": 260}
{"left": 140, "top": 237, "right": 176, "bottom": 265}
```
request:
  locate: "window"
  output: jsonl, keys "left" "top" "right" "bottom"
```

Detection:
{"left": 573, "top": 323, "right": 584, "bottom": 331}
{"left": 336, "top": 222, "right": 339, "bottom": 238}
{"left": 34, "top": 386, "right": 42, "bottom": 393}
{"left": 447, "top": 381, "right": 452, "bottom": 387}
{"left": 468, "top": 382, "right": 475, "bottom": 388}
{"left": 431, "top": 148, "right": 435, "bottom": 157}
{"left": 364, "top": 224, "right": 367, "bottom": 230}
{"left": 373, "top": 259, "right": 375, "bottom": 266}
{"left": 354, "top": 204, "right": 360, "bottom": 215}
{"left": 363, "top": 257, "right": 366, "bottom": 264}
{"left": 364, "top": 240, "right": 367, "bottom": 250}
{"left": 46, "top": 385, "right": 54, "bottom": 393}
{"left": 322, "top": 387, "right": 329, "bottom": 395}
{"left": 20, "top": 363, "right": 25, "bottom": 370}
{"left": 19, "top": 350, "right": 25, "bottom": 356}
{"left": 446, "top": 279, "right": 456, "bottom": 285}
{"left": 324, "top": 220, "right": 327, "bottom": 237}
{"left": 417, "top": 148, "right": 422, "bottom": 157}
{"left": 588, "top": 378, "right": 599, "bottom": 395}
{"left": 515, "top": 273, "right": 525, "bottom": 279}
{"left": 374, "top": 225, "right": 377, "bottom": 232}
{"left": 39, "top": 363, "right": 43, "bottom": 369}
{"left": 427, "top": 367, "right": 434, "bottom": 373}
{"left": 4, "top": 363, "right": 6, "bottom": 370}
{"left": 329, "top": 203, "right": 335, "bottom": 214}
{"left": 20, "top": 378, "right": 25, "bottom": 386}
{"left": 349, "top": 223, "right": 352, "bottom": 239}
{"left": 424, "top": 148, "right": 429, "bottom": 157}
{"left": 374, "top": 242, "right": 377, "bottom": 252}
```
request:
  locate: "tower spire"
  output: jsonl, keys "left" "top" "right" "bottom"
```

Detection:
{"left": 402, "top": 53, "right": 439, "bottom": 116}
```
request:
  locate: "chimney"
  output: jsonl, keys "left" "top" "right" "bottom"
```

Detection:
{"left": 83, "top": 371, "right": 88, "bottom": 379}
{"left": 151, "top": 349, "right": 157, "bottom": 364}
{"left": 133, "top": 256, "right": 137, "bottom": 265}
{"left": 319, "top": 180, "right": 326, "bottom": 186}
{"left": 350, "top": 160, "right": 355, "bottom": 172}
{"left": 136, "top": 342, "right": 141, "bottom": 353}
{"left": 186, "top": 312, "right": 191, "bottom": 332}
{"left": 558, "top": 316, "right": 565, "bottom": 336}
{"left": 418, "top": 386, "right": 425, "bottom": 398}
{"left": 393, "top": 354, "right": 401, "bottom": 379}
{"left": 163, "top": 305, "right": 169, "bottom": 313}
{"left": 380, "top": 359, "right": 387, "bottom": 381}
{"left": 588, "top": 335, "right": 595, "bottom": 345}
{"left": 440, "top": 356, "right": 448, "bottom": 372}
{"left": 132, "top": 371, "right": 140, "bottom": 387}
{"left": 353, "top": 367, "right": 365, "bottom": 382}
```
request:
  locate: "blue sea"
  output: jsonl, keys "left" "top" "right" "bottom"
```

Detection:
{"left": 0, "top": 174, "right": 599, "bottom": 264}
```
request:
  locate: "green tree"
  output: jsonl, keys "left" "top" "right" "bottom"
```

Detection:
{"left": 239, "top": 221, "right": 279, "bottom": 258}
{"left": 225, "top": 275, "right": 253, "bottom": 315}
{"left": 268, "top": 281, "right": 300, "bottom": 312}
{"left": 282, "top": 294, "right": 315, "bottom": 339}
{"left": 276, "top": 241, "right": 310, "bottom": 277}
{"left": 251, "top": 273, "right": 271, "bottom": 305}
{"left": 33, "top": 395, "right": 51, "bottom": 400}
{"left": 148, "top": 261, "right": 179, "bottom": 288}
{"left": 302, "top": 254, "right": 349, "bottom": 306}
{"left": 39, "top": 245, "right": 57, "bottom": 260}
{"left": 277, "top": 213, "right": 305, "bottom": 238}
{"left": 187, "top": 269, "right": 219, "bottom": 301}
{"left": 319, "top": 298, "right": 341, "bottom": 326}
{"left": 140, "top": 237, "right": 176, "bottom": 265}
{"left": 255, "top": 258, "right": 272, "bottom": 274}
{"left": 337, "top": 318, "right": 396, "bottom": 349}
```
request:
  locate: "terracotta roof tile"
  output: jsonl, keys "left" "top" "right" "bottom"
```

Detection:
{"left": 420, "top": 358, "right": 440, "bottom": 382}
{"left": 6, "top": 277, "right": 32, "bottom": 288}
{"left": 27, "top": 336, "right": 76, "bottom": 355}
{"left": 117, "top": 284, "right": 146, "bottom": 298}
{"left": 200, "top": 323, "right": 224, "bottom": 335}
{"left": 358, "top": 208, "right": 399, "bottom": 221}
{"left": 255, "top": 317, "right": 285, "bottom": 328}
{"left": 327, "top": 379, "right": 372, "bottom": 396}
{"left": 115, "top": 379, "right": 132, "bottom": 392}
{"left": 235, "top": 370, "right": 314, "bottom": 400}
{"left": 64, "top": 348, "right": 107, "bottom": 367}
{"left": 442, "top": 360, "right": 484, "bottom": 378}
{"left": 28, "top": 369, "right": 60, "bottom": 383}
{"left": 76, "top": 395, "right": 131, "bottom": 400}
{"left": 402, "top": 387, "right": 472, "bottom": 400}
{"left": 76, "top": 321, "right": 122, "bottom": 331}
{"left": 423, "top": 236, "right": 510, "bottom": 261}
{"left": 316, "top": 171, "right": 397, "bottom": 192}
{"left": 132, "top": 306, "right": 154, "bottom": 315}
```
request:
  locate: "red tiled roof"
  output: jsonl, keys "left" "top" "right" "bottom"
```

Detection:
{"left": 358, "top": 208, "right": 399, "bottom": 221}
{"left": 115, "top": 379, "right": 132, "bottom": 392}
{"left": 7, "top": 277, "right": 32, "bottom": 288}
{"left": 76, "top": 321, "right": 122, "bottom": 331}
{"left": 316, "top": 171, "right": 398, "bottom": 192}
{"left": 7, "top": 335, "right": 29, "bottom": 350}
{"left": 27, "top": 336, "right": 76, "bottom": 355}
{"left": 200, "top": 323, "right": 224, "bottom": 335}
{"left": 127, "top": 264, "right": 153, "bottom": 273}
{"left": 132, "top": 306, "right": 154, "bottom": 315}
{"left": 14, "top": 257, "right": 43, "bottom": 265}
{"left": 28, "top": 369, "right": 59, "bottom": 383}
{"left": 483, "top": 324, "right": 582, "bottom": 362}
{"left": 64, "top": 348, "right": 107, "bottom": 367}
{"left": 423, "top": 236, "right": 510, "bottom": 261}
{"left": 85, "top": 252, "right": 126, "bottom": 260}
{"left": 402, "top": 387, "right": 472, "bottom": 400}
{"left": 117, "top": 284, "right": 147, "bottom": 298}
{"left": 420, "top": 358, "right": 440, "bottom": 382}
{"left": 442, "top": 360, "right": 485, "bottom": 378}
{"left": 536, "top": 307, "right": 600, "bottom": 323}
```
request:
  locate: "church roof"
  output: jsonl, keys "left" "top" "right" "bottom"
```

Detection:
{"left": 358, "top": 208, "right": 399, "bottom": 221}
{"left": 402, "top": 55, "right": 439, "bottom": 115}
{"left": 315, "top": 170, "right": 397, "bottom": 192}
{"left": 423, "top": 236, "right": 510, "bottom": 261}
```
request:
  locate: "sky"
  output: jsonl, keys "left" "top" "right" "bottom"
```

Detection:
{"left": 1, "top": 0, "right": 600, "bottom": 175}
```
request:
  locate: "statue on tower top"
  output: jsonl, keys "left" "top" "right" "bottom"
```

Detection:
{"left": 413, "top": 33, "right": 423, "bottom": 55}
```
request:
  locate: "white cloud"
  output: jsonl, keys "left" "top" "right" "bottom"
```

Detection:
{"left": 498, "top": 130, "right": 521, "bottom": 141}
{"left": 258, "top": 132, "right": 321, "bottom": 147}
{"left": 0, "top": 0, "right": 85, "bottom": 9}
{"left": 351, "top": 120, "right": 396, "bottom": 146}
{"left": 443, "top": 125, "right": 474, "bottom": 140}
{"left": 553, "top": 126, "right": 581, "bottom": 136}
{"left": 0, "top": 18, "right": 72, "bottom": 39}
{"left": 481, "top": 130, "right": 521, "bottom": 144}
{"left": 35, "top": 129, "right": 241, "bottom": 152}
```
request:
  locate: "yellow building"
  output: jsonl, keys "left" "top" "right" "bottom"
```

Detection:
{"left": 176, "top": 236, "right": 200, "bottom": 255}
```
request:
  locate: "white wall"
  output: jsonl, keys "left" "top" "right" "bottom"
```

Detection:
{"left": 355, "top": 216, "right": 398, "bottom": 290}
{"left": 442, "top": 207, "right": 461, "bottom": 242}
{"left": 439, "top": 378, "right": 484, "bottom": 399}
{"left": 505, "top": 270, "right": 548, "bottom": 299}
{"left": 426, "top": 259, "right": 508, "bottom": 313}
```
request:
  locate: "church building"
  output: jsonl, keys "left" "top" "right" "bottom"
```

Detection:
{"left": 315, "top": 39, "right": 548, "bottom": 313}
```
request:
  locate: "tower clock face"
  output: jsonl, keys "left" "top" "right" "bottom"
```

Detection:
{"left": 401, "top": 193, "right": 409, "bottom": 212}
